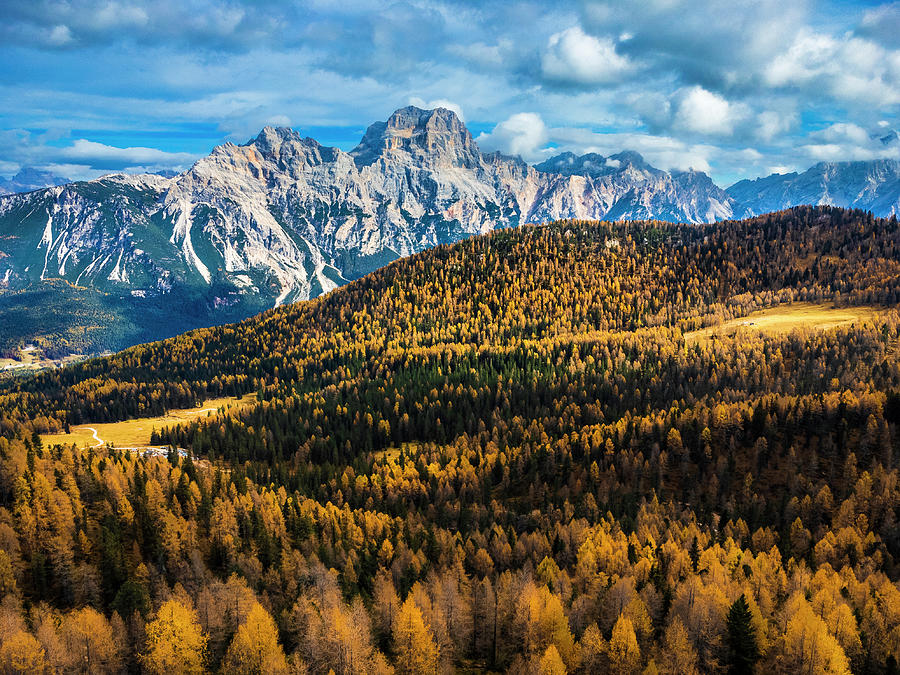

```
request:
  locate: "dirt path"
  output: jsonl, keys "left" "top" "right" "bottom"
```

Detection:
{"left": 84, "top": 427, "right": 104, "bottom": 448}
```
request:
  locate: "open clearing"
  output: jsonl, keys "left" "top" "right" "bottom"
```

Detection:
{"left": 1, "top": 348, "right": 86, "bottom": 374}
{"left": 43, "top": 394, "right": 256, "bottom": 448}
{"left": 685, "top": 302, "right": 880, "bottom": 344}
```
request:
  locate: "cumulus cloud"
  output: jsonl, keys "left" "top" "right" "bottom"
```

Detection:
{"left": 0, "top": 127, "right": 202, "bottom": 180}
{"left": 755, "top": 110, "right": 797, "bottom": 142}
{"left": 476, "top": 113, "right": 549, "bottom": 160}
{"left": 765, "top": 29, "right": 900, "bottom": 105}
{"left": 673, "top": 87, "right": 746, "bottom": 136}
{"left": 541, "top": 26, "right": 633, "bottom": 86}
{"left": 47, "top": 25, "right": 74, "bottom": 46}
{"left": 800, "top": 121, "right": 900, "bottom": 163}
{"left": 1, "top": 0, "right": 899, "bottom": 186}
{"left": 580, "top": 0, "right": 807, "bottom": 91}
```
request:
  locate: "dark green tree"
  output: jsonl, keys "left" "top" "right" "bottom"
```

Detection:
{"left": 726, "top": 594, "right": 759, "bottom": 675}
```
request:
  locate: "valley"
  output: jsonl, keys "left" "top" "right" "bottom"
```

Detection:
{"left": 0, "top": 344, "right": 87, "bottom": 375}
{"left": 1, "top": 206, "right": 899, "bottom": 673}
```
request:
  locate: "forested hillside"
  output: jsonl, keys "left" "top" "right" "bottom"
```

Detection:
{"left": 0, "top": 206, "right": 899, "bottom": 673}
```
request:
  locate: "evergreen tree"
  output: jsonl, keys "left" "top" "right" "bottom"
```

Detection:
{"left": 726, "top": 594, "right": 760, "bottom": 675}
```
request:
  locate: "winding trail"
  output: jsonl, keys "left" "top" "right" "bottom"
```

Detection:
{"left": 84, "top": 427, "right": 103, "bottom": 448}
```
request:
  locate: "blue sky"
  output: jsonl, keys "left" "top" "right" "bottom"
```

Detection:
{"left": 1, "top": 0, "right": 898, "bottom": 186}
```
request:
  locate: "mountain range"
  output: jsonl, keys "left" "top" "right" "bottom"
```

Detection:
{"left": 1, "top": 105, "right": 899, "bottom": 354}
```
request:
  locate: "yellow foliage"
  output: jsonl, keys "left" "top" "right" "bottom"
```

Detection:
{"left": 0, "top": 630, "right": 46, "bottom": 673}
{"left": 223, "top": 602, "right": 289, "bottom": 675}
{"left": 143, "top": 599, "right": 207, "bottom": 674}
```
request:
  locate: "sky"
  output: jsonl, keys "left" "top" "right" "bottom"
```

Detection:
{"left": 0, "top": 0, "right": 898, "bottom": 186}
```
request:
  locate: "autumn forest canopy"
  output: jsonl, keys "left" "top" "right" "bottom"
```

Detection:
{"left": 1, "top": 205, "right": 900, "bottom": 673}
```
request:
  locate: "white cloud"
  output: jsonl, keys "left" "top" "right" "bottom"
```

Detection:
{"left": 857, "top": 2, "right": 900, "bottom": 45}
{"left": 756, "top": 110, "right": 796, "bottom": 142}
{"left": 544, "top": 125, "right": 717, "bottom": 174}
{"left": 1, "top": 0, "right": 898, "bottom": 189}
{"left": 819, "top": 122, "right": 870, "bottom": 146}
{"left": 476, "top": 112, "right": 549, "bottom": 160}
{"left": 408, "top": 97, "right": 465, "bottom": 122}
{"left": 59, "top": 139, "right": 197, "bottom": 168}
{"left": 673, "top": 87, "right": 744, "bottom": 136}
{"left": 541, "top": 26, "right": 632, "bottom": 86}
{"left": 765, "top": 29, "right": 900, "bottom": 105}
{"left": 800, "top": 121, "right": 900, "bottom": 163}
{"left": 90, "top": 4, "right": 149, "bottom": 30}
{"left": 47, "top": 25, "right": 73, "bottom": 46}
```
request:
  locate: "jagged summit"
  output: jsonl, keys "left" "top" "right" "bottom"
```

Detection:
{"left": 351, "top": 106, "right": 480, "bottom": 168}
{"left": 247, "top": 125, "right": 304, "bottom": 149}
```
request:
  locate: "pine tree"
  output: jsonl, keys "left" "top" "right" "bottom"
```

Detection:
{"left": 726, "top": 595, "right": 760, "bottom": 675}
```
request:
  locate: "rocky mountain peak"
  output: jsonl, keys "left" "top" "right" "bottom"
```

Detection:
{"left": 351, "top": 106, "right": 481, "bottom": 169}
{"left": 208, "top": 125, "right": 340, "bottom": 177}
{"left": 0, "top": 167, "right": 71, "bottom": 195}
{"left": 3, "top": 106, "right": 899, "bottom": 355}
{"left": 246, "top": 125, "right": 307, "bottom": 157}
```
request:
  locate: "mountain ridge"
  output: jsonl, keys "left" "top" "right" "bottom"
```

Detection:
{"left": 1, "top": 106, "right": 899, "bottom": 354}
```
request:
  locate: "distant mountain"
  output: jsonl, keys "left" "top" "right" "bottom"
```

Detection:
{"left": 727, "top": 159, "right": 900, "bottom": 218}
{"left": 0, "top": 168, "right": 70, "bottom": 195}
{"left": 1, "top": 106, "right": 899, "bottom": 353}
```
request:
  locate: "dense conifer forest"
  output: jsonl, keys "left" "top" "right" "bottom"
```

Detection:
{"left": 0, "top": 205, "right": 899, "bottom": 673}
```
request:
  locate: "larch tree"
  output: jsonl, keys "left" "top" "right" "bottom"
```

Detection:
{"left": 779, "top": 596, "right": 851, "bottom": 675}
{"left": 223, "top": 602, "right": 289, "bottom": 675}
{"left": 0, "top": 630, "right": 46, "bottom": 673}
{"left": 538, "top": 644, "right": 567, "bottom": 675}
{"left": 608, "top": 615, "right": 641, "bottom": 674}
{"left": 393, "top": 596, "right": 438, "bottom": 675}
{"left": 60, "top": 607, "right": 120, "bottom": 674}
{"left": 577, "top": 622, "right": 605, "bottom": 673}
{"left": 661, "top": 617, "right": 699, "bottom": 675}
{"left": 142, "top": 599, "right": 207, "bottom": 675}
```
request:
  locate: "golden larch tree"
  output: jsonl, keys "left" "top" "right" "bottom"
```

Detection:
{"left": 142, "top": 599, "right": 207, "bottom": 675}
